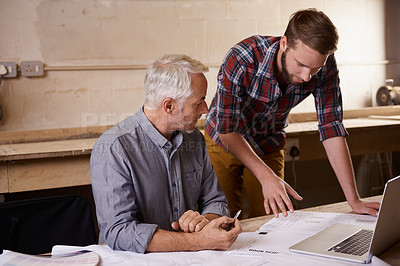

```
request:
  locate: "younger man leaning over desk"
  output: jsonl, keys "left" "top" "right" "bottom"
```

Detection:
{"left": 204, "top": 8, "right": 380, "bottom": 219}
{"left": 90, "top": 54, "right": 241, "bottom": 253}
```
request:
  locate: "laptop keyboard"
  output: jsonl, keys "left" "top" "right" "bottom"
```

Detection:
{"left": 327, "top": 229, "right": 373, "bottom": 256}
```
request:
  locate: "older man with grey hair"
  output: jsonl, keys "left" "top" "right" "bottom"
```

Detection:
{"left": 90, "top": 54, "right": 241, "bottom": 253}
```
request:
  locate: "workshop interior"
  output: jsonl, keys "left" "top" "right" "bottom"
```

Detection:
{"left": 0, "top": 0, "right": 399, "bottom": 224}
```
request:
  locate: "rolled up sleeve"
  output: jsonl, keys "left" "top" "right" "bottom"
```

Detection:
{"left": 313, "top": 55, "right": 349, "bottom": 142}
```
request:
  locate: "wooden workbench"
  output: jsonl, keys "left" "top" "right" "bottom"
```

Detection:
{"left": 0, "top": 106, "right": 399, "bottom": 194}
{"left": 286, "top": 115, "right": 400, "bottom": 161}
{"left": 0, "top": 127, "right": 106, "bottom": 193}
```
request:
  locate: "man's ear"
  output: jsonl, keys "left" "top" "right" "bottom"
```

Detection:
{"left": 280, "top": 36, "right": 288, "bottom": 52}
{"left": 162, "top": 98, "right": 175, "bottom": 114}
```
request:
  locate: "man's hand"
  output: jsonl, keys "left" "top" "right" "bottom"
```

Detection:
{"left": 261, "top": 174, "right": 303, "bottom": 218}
{"left": 171, "top": 210, "right": 210, "bottom": 232}
{"left": 349, "top": 199, "right": 380, "bottom": 217}
{"left": 147, "top": 215, "right": 241, "bottom": 252}
{"left": 194, "top": 216, "right": 242, "bottom": 250}
{"left": 218, "top": 132, "right": 303, "bottom": 219}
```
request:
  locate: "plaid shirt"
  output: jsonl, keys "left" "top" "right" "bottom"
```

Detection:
{"left": 205, "top": 35, "right": 348, "bottom": 156}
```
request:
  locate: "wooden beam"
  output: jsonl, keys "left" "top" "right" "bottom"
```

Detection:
{"left": 289, "top": 106, "right": 400, "bottom": 123}
{"left": 0, "top": 125, "right": 112, "bottom": 145}
{"left": 1, "top": 106, "right": 399, "bottom": 145}
{"left": 195, "top": 106, "right": 400, "bottom": 129}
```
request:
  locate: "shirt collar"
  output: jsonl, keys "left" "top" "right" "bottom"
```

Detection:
{"left": 137, "top": 107, "right": 183, "bottom": 150}
{"left": 256, "top": 38, "right": 307, "bottom": 95}
{"left": 256, "top": 38, "right": 280, "bottom": 80}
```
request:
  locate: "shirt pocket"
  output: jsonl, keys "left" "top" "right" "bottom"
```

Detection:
{"left": 182, "top": 168, "right": 202, "bottom": 196}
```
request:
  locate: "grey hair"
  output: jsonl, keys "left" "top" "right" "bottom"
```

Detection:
{"left": 144, "top": 54, "right": 209, "bottom": 110}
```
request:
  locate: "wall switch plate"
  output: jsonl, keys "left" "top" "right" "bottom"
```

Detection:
{"left": 21, "top": 61, "right": 44, "bottom": 77}
{"left": 0, "top": 62, "right": 18, "bottom": 78}
{"left": 284, "top": 137, "right": 300, "bottom": 161}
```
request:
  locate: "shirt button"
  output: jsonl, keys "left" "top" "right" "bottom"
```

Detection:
{"left": 165, "top": 143, "right": 172, "bottom": 149}
{"left": 174, "top": 207, "right": 178, "bottom": 212}
{"left": 172, "top": 183, "right": 176, "bottom": 187}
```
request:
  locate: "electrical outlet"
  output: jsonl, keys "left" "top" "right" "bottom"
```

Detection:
{"left": 0, "top": 62, "right": 18, "bottom": 78}
{"left": 21, "top": 61, "right": 44, "bottom": 77}
{"left": 284, "top": 137, "right": 300, "bottom": 161}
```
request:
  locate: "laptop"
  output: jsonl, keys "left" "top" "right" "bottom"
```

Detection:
{"left": 289, "top": 175, "right": 400, "bottom": 263}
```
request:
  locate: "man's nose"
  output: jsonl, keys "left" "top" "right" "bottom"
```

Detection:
{"left": 201, "top": 101, "right": 208, "bottom": 114}
{"left": 300, "top": 68, "right": 312, "bottom": 82}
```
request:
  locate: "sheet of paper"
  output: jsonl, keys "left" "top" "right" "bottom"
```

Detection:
{"left": 0, "top": 249, "right": 99, "bottom": 266}
{"left": 257, "top": 211, "right": 376, "bottom": 234}
{"left": 52, "top": 244, "right": 266, "bottom": 266}
{"left": 229, "top": 231, "right": 363, "bottom": 265}
{"left": 228, "top": 211, "right": 378, "bottom": 265}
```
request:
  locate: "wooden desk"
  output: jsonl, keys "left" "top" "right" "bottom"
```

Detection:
{"left": 0, "top": 107, "right": 399, "bottom": 193}
{"left": 240, "top": 195, "right": 400, "bottom": 265}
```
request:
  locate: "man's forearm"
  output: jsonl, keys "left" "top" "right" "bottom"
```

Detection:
{"left": 322, "top": 136, "right": 360, "bottom": 203}
{"left": 146, "top": 229, "right": 201, "bottom": 252}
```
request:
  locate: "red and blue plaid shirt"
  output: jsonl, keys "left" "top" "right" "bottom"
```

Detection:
{"left": 205, "top": 35, "right": 348, "bottom": 156}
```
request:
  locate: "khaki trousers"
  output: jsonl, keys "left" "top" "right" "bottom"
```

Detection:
{"left": 205, "top": 132, "right": 285, "bottom": 218}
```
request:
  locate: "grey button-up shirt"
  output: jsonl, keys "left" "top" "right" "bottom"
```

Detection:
{"left": 90, "top": 108, "right": 229, "bottom": 253}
